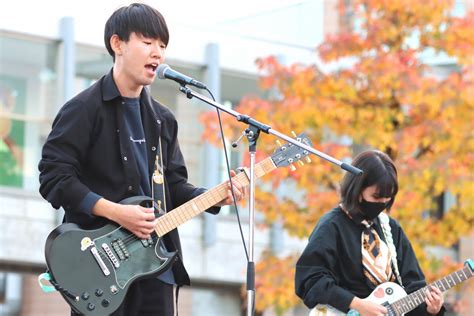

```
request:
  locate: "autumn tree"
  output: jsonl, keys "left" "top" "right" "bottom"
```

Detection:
{"left": 201, "top": 0, "right": 473, "bottom": 314}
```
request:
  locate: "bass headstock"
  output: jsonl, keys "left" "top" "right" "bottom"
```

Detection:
{"left": 271, "top": 132, "right": 312, "bottom": 170}
{"left": 466, "top": 259, "right": 474, "bottom": 272}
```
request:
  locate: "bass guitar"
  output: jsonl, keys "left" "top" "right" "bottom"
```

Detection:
{"left": 44, "top": 134, "right": 312, "bottom": 315}
{"left": 309, "top": 259, "right": 473, "bottom": 316}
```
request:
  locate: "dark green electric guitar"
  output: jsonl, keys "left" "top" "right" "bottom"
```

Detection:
{"left": 44, "top": 134, "right": 312, "bottom": 315}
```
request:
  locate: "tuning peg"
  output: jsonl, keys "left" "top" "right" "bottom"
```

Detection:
{"left": 276, "top": 140, "right": 282, "bottom": 147}
{"left": 289, "top": 164, "right": 296, "bottom": 171}
{"left": 297, "top": 160, "right": 304, "bottom": 167}
{"left": 291, "top": 131, "right": 297, "bottom": 138}
{"left": 305, "top": 156, "right": 312, "bottom": 163}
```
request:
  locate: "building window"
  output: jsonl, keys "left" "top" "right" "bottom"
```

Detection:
{"left": 0, "top": 33, "right": 58, "bottom": 190}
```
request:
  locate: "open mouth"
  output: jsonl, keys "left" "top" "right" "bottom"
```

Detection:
{"left": 146, "top": 64, "right": 158, "bottom": 72}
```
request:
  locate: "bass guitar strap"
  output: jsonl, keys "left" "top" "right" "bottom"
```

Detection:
{"left": 151, "top": 136, "right": 167, "bottom": 216}
{"left": 378, "top": 212, "right": 403, "bottom": 287}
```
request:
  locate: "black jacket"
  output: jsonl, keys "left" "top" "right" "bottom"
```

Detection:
{"left": 295, "top": 206, "right": 445, "bottom": 315}
{"left": 39, "top": 69, "right": 218, "bottom": 285}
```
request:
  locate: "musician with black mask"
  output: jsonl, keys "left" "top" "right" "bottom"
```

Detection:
{"left": 295, "top": 150, "right": 445, "bottom": 316}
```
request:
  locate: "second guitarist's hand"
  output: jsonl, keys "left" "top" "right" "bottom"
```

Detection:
{"left": 426, "top": 286, "right": 444, "bottom": 315}
{"left": 349, "top": 297, "right": 388, "bottom": 316}
{"left": 92, "top": 198, "right": 157, "bottom": 239}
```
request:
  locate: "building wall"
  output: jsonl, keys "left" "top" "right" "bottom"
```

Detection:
{"left": 20, "top": 275, "right": 69, "bottom": 316}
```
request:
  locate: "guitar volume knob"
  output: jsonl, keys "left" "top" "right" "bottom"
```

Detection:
{"left": 110, "top": 285, "right": 119, "bottom": 294}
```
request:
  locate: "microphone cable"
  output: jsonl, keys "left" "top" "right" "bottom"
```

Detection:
{"left": 204, "top": 87, "right": 249, "bottom": 261}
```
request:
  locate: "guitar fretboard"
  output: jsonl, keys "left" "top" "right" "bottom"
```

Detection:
{"left": 154, "top": 157, "right": 276, "bottom": 237}
{"left": 390, "top": 265, "right": 473, "bottom": 314}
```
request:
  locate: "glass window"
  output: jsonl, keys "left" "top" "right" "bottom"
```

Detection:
{"left": 0, "top": 33, "right": 58, "bottom": 190}
{"left": 76, "top": 43, "right": 112, "bottom": 81}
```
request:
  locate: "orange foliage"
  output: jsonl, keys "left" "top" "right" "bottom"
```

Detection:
{"left": 201, "top": 0, "right": 474, "bottom": 313}
{"left": 250, "top": 252, "right": 300, "bottom": 316}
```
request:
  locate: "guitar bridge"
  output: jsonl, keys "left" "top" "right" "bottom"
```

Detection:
{"left": 141, "top": 236, "right": 154, "bottom": 248}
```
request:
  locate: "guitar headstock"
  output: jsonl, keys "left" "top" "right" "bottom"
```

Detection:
{"left": 271, "top": 133, "right": 312, "bottom": 170}
{"left": 466, "top": 259, "right": 474, "bottom": 272}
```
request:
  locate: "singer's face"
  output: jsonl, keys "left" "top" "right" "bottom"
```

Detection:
{"left": 115, "top": 32, "right": 166, "bottom": 88}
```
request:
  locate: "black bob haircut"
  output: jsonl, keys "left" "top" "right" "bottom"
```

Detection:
{"left": 340, "top": 150, "right": 398, "bottom": 216}
{"left": 104, "top": 3, "right": 169, "bottom": 60}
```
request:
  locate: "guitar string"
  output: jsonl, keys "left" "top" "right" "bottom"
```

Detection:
{"left": 91, "top": 154, "right": 302, "bottom": 272}
{"left": 94, "top": 189, "right": 230, "bottom": 263}
{"left": 391, "top": 266, "right": 473, "bottom": 314}
{"left": 116, "top": 159, "right": 265, "bottom": 247}
{"left": 94, "top": 158, "right": 271, "bottom": 260}
{"left": 117, "top": 181, "right": 232, "bottom": 246}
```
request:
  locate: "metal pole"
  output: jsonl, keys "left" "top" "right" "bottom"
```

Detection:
{"left": 246, "top": 150, "right": 256, "bottom": 316}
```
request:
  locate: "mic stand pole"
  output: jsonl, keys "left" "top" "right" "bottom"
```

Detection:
{"left": 179, "top": 86, "right": 363, "bottom": 316}
{"left": 242, "top": 125, "right": 260, "bottom": 316}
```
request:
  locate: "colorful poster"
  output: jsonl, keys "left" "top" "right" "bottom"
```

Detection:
{"left": 0, "top": 75, "right": 26, "bottom": 187}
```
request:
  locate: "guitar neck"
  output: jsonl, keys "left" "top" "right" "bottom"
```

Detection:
{"left": 154, "top": 157, "right": 276, "bottom": 237}
{"left": 390, "top": 265, "right": 474, "bottom": 314}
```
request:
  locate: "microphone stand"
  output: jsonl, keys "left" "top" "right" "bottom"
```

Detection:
{"left": 178, "top": 86, "right": 362, "bottom": 316}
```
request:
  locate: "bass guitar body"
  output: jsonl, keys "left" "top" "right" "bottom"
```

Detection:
{"left": 44, "top": 197, "right": 177, "bottom": 315}
{"left": 310, "top": 282, "right": 406, "bottom": 316}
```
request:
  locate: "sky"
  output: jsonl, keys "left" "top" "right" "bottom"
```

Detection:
{"left": 1, "top": 0, "right": 322, "bottom": 48}
{"left": 1, "top": 0, "right": 324, "bottom": 72}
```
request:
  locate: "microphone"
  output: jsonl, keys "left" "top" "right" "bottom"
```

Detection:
{"left": 157, "top": 64, "right": 207, "bottom": 89}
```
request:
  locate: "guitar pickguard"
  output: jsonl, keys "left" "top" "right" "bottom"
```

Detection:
{"left": 92, "top": 226, "right": 173, "bottom": 289}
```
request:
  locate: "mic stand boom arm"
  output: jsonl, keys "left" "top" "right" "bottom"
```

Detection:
{"left": 179, "top": 86, "right": 363, "bottom": 175}
{"left": 179, "top": 86, "right": 362, "bottom": 316}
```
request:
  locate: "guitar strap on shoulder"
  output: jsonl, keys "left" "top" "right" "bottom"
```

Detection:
{"left": 152, "top": 136, "right": 167, "bottom": 215}
{"left": 378, "top": 212, "right": 404, "bottom": 287}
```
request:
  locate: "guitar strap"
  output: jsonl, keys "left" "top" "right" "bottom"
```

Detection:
{"left": 378, "top": 212, "right": 404, "bottom": 287}
{"left": 340, "top": 205, "right": 394, "bottom": 288}
{"left": 360, "top": 219, "right": 394, "bottom": 287}
{"left": 152, "top": 136, "right": 167, "bottom": 215}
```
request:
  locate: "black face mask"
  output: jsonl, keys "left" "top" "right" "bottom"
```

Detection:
{"left": 360, "top": 199, "right": 389, "bottom": 220}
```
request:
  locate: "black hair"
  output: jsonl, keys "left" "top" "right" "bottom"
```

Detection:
{"left": 104, "top": 3, "right": 169, "bottom": 60}
{"left": 340, "top": 150, "right": 398, "bottom": 216}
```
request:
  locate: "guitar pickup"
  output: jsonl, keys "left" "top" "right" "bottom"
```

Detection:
{"left": 90, "top": 246, "right": 110, "bottom": 276}
{"left": 102, "top": 243, "right": 120, "bottom": 268}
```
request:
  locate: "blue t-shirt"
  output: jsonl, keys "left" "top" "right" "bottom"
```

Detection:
{"left": 122, "top": 97, "right": 175, "bottom": 285}
{"left": 122, "top": 97, "right": 151, "bottom": 197}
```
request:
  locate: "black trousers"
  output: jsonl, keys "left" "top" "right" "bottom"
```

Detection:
{"left": 71, "top": 278, "right": 175, "bottom": 316}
